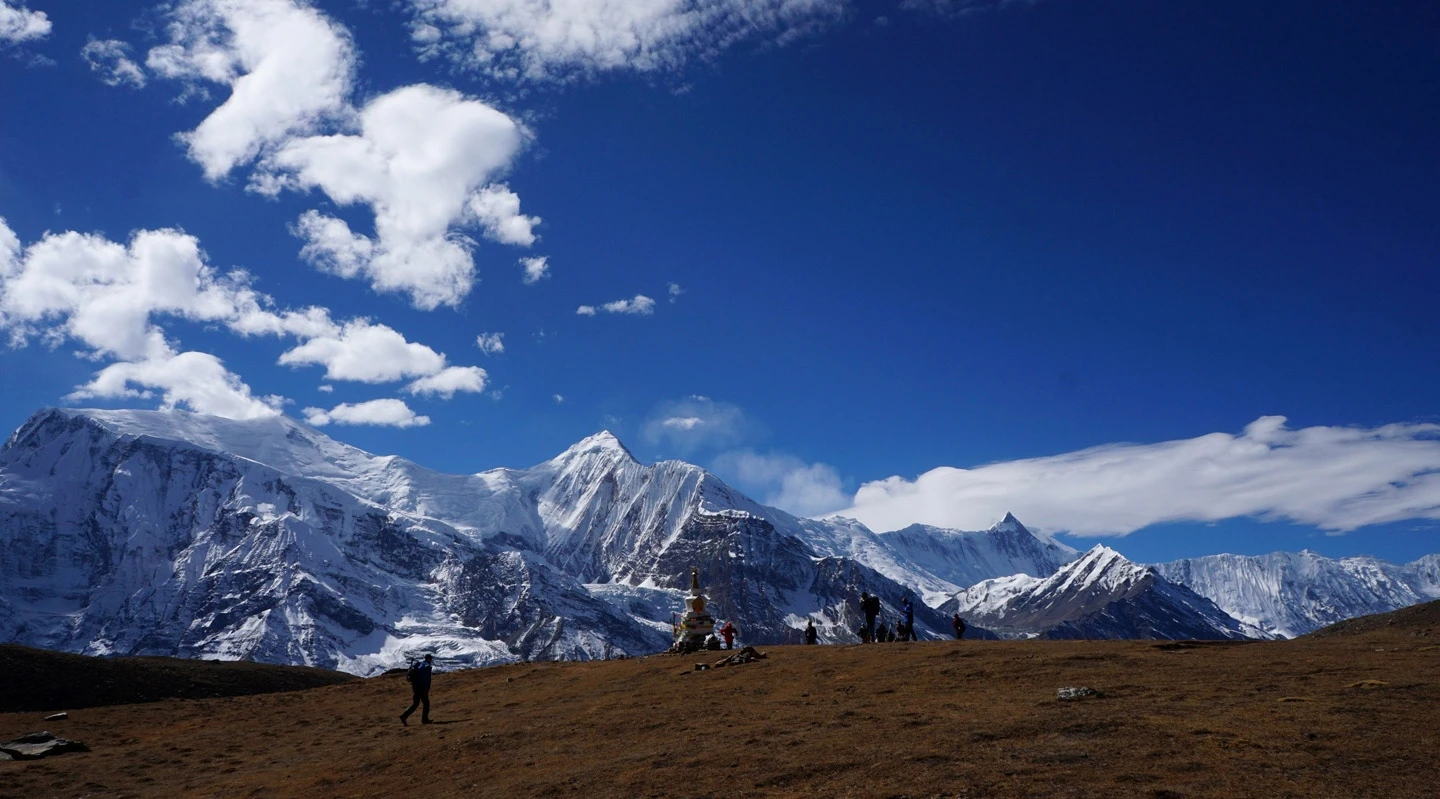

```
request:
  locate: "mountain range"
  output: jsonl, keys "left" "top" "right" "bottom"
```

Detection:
{"left": 1, "top": 408, "right": 1435, "bottom": 674}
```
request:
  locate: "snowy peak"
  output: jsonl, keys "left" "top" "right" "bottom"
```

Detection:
{"left": 991, "top": 512, "right": 1024, "bottom": 533}
{"left": 950, "top": 543, "right": 1254, "bottom": 640}
{"left": 10, "top": 407, "right": 390, "bottom": 486}
{"left": 866, "top": 515, "right": 1077, "bottom": 597}
{"left": 551, "top": 430, "right": 637, "bottom": 466}
{"left": 1050, "top": 545, "right": 1151, "bottom": 597}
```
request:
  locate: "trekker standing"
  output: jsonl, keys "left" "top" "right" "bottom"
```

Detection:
{"left": 861, "top": 591, "right": 881, "bottom": 643}
{"left": 804, "top": 618, "right": 818, "bottom": 645}
{"left": 952, "top": 613, "right": 966, "bottom": 640}
{"left": 719, "top": 620, "right": 738, "bottom": 650}
{"left": 901, "top": 596, "right": 916, "bottom": 641}
{"left": 400, "top": 654, "right": 433, "bottom": 725}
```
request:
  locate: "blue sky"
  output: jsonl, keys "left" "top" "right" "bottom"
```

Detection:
{"left": 1, "top": 0, "right": 1436, "bottom": 565}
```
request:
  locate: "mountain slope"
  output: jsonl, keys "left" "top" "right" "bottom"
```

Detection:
{"left": 947, "top": 545, "right": 1261, "bottom": 640}
{"left": 1154, "top": 550, "right": 1440, "bottom": 638}
{"left": 0, "top": 408, "right": 953, "bottom": 674}
{"left": 0, "top": 409, "right": 667, "bottom": 673}
{"left": 793, "top": 513, "right": 1077, "bottom": 609}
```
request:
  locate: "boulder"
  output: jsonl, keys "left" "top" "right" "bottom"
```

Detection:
{"left": 0, "top": 731, "right": 90, "bottom": 760}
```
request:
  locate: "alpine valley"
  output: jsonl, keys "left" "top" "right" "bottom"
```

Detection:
{"left": 1, "top": 408, "right": 1436, "bottom": 675}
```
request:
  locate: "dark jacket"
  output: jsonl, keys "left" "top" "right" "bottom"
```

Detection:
{"left": 408, "top": 661, "right": 433, "bottom": 692}
{"left": 862, "top": 595, "right": 881, "bottom": 617}
{"left": 804, "top": 625, "right": 818, "bottom": 645}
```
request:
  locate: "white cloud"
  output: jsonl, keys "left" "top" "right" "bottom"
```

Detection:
{"left": 0, "top": 1, "right": 50, "bottom": 44}
{"left": 81, "top": 38, "right": 146, "bottom": 87}
{"left": 469, "top": 184, "right": 540, "bottom": 246}
{"left": 552, "top": 393, "right": 564, "bottom": 404}
{"left": 257, "top": 84, "right": 532, "bottom": 309}
{"left": 475, "top": 331, "right": 505, "bottom": 354}
{"left": 145, "top": 0, "right": 356, "bottom": 181}
{"left": 577, "top": 294, "right": 656, "bottom": 316}
{"left": 140, "top": 2, "right": 540, "bottom": 309}
{"left": 0, "top": 216, "right": 21, "bottom": 274}
{"left": 713, "top": 449, "right": 849, "bottom": 517}
{"left": 277, "top": 319, "right": 445, "bottom": 382}
{"left": 292, "top": 211, "right": 373, "bottom": 279}
{"left": 407, "top": 0, "right": 848, "bottom": 82}
{"left": 303, "top": 399, "right": 430, "bottom": 428}
{"left": 605, "top": 295, "right": 655, "bottom": 314}
{"left": 838, "top": 416, "right": 1440, "bottom": 536}
{"left": 317, "top": 384, "right": 333, "bottom": 393}
{"left": 520, "top": 255, "right": 549, "bottom": 285}
{"left": 405, "top": 365, "right": 488, "bottom": 398}
{"left": 0, "top": 225, "right": 263, "bottom": 361}
{"left": 668, "top": 282, "right": 684, "bottom": 303}
{"left": 66, "top": 348, "right": 281, "bottom": 420}
{"left": 641, "top": 395, "right": 751, "bottom": 454}
{"left": 0, "top": 217, "right": 488, "bottom": 420}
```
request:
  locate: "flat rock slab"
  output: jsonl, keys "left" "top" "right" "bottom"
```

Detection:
{"left": 0, "top": 731, "right": 89, "bottom": 760}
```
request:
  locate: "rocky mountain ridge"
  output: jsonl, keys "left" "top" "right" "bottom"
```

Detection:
{"left": 2, "top": 407, "right": 1435, "bottom": 673}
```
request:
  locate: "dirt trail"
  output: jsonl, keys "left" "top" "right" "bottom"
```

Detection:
{"left": 2, "top": 632, "right": 1436, "bottom": 798}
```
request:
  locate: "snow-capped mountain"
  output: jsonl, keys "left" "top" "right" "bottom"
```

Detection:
{"left": 1154, "top": 551, "right": 1440, "bottom": 638}
{"left": 0, "top": 409, "right": 951, "bottom": 674}
{"left": 792, "top": 513, "right": 1076, "bottom": 608}
{"left": 879, "top": 515, "right": 1077, "bottom": 590}
{"left": 946, "top": 545, "right": 1260, "bottom": 640}
{"left": 4, "top": 407, "right": 1435, "bottom": 672}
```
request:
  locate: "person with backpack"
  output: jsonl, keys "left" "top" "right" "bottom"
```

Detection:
{"left": 952, "top": 612, "right": 967, "bottom": 640}
{"left": 901, "top": 596, "right": 916, "bottom": 641}
{"left": 804, "top": 618, "right": 818, "bottom": 645}
{"left": 860, "top": 591, "right": 881, "bottom": 643}
{"left": 400, "top": 654, "right": 433, "bottom": 725}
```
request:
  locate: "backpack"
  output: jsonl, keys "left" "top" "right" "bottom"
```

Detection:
{"left": 406, "top": 660, "right": 418, "bottom": 685}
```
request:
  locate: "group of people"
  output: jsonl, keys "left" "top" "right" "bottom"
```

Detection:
{"left": 859, "top": 591, "right": 920, "bottom": 642}
{"left": 857, "top": 591, "right": 967, "bottom": 643}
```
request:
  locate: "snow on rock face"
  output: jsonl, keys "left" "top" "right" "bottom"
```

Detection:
{"left": 948, "top": 545, "right": 1259, "bottom": 640}
{"left": 0, "top": 408, "right": 955, "bottom": 671}
{"left": 796, "top": 513, "right": 1077, "bottom": 609}
{"left": 4, "top": 408, "right": 1434, "bottom": 669}
{"left": 0, "top": 409, "right": 666, "bottom": 674}
{"left": 881, "top": 517, "right": 1076, "bottom": 589}
{"left": 1154, "top": 550, "right": 1440, "bottom": 638}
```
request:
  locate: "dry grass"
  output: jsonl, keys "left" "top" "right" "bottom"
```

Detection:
{"left": 0, "top": 646, "right": 356, "bottom": 713}
{"left": 2, "top": 624, "right": 1437, "bottom": 799}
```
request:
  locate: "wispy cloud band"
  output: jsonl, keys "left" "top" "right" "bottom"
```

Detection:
{"left": 838, "top": 417, "right": 1440, "bottom": 536}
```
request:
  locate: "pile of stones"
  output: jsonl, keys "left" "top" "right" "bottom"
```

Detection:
{"left": 0, "top": 731, "right": 89, "bottom": 761}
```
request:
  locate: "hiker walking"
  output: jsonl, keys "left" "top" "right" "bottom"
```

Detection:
{"left": 952, "top": 612, "right": 967, "bottom": 640}
{"left": 400, "top": 654, "right": 433, "bottom": 725}
{"left": 804, "top": 618, "right": 818, "bottom": 645}
{"left": 901, "top": 596, "right": 916, "bottom": 641}
{"left": 719, "top": 620, "right": 738, "bottom": 650}
{"left": 861, "top": 591, "right": 881, "bottom": 643}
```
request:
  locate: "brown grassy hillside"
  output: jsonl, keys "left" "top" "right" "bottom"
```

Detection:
{"left": 2, "top": 627, "right": 1436, "bottom": 798}
{"left": 1304, "top": 598, "right": 1440, "bottom": 639}
{"left": 0, "top": 645, "right": 356, "bottom": 713}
